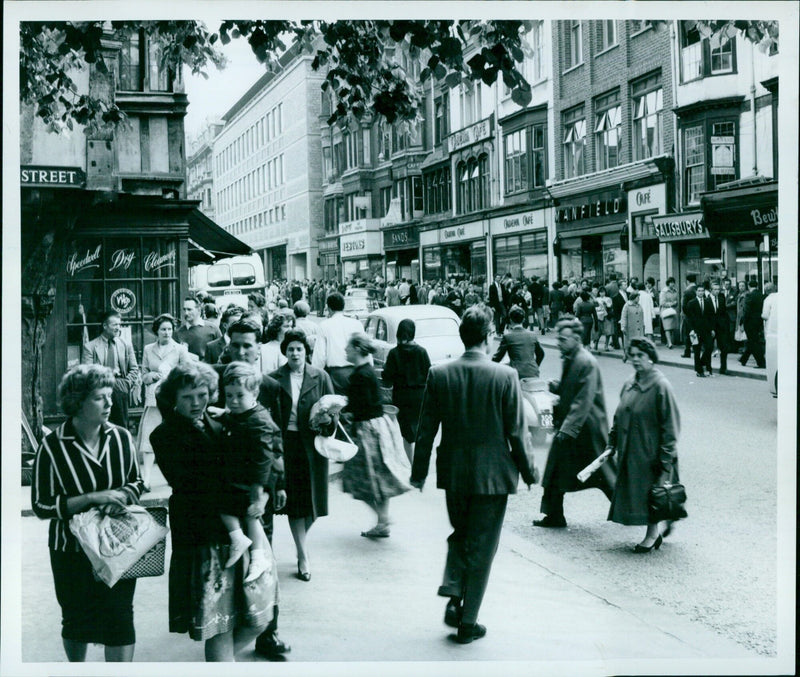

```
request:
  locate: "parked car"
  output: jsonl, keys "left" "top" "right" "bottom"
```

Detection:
{"left": 343, "top": 287, "right": 385, "bottom": 323}
{"left": 364, "top": 305, "right": 462, "bottom": 374}
{"left": 765, "top": 294, "right": 777, "bottom": 397}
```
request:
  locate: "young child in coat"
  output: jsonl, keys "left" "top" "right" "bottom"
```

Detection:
{"left": 218, "top": 361, "right": 284, "bottom": 583}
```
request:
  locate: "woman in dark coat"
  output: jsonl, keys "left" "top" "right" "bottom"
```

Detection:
{"left": 381, "top": 318, "right": 431, "bottom": 463}
{"left": 269, "top": 329, "right": 334, "bottom": 581}
{"left": 574, "top": 291, "right": 598, "bottom": 347}
{"left": 607, "top": 337, "right": 681, "bottom": 553}
{"left": 151, "top": 362, "right": 276, "bottom": 661}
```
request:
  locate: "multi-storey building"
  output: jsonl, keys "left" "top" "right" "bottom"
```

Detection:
{"left": 213, "top": 43, "right": 325, "bottom": 281}
{"left": 20, "top": 24, "right": 247, "bottom": 419}
{"left": 187, "top": 120, "right": 224, "bottom": 220}
{"left": 663, "top": 21, "right": 779, "bottom": 288}
{"left": 550, "top": 19, "right": 676, "bottom": 288}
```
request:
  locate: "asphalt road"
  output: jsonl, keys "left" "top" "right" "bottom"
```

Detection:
{"left": 506, "top": 343, "right": 780, "bottom": 656}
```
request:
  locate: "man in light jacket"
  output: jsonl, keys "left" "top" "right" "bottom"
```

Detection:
{"left": 412, "top": 305, "right": 537, "bottom": 645}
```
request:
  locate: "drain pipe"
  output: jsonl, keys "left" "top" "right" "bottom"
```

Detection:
{"left": 750, "top": 40, "right": 758, "bottom": 176}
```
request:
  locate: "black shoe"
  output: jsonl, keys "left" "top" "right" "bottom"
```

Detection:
{"left": 633, "top": 534, "right": 663, "bottom": 553}
{"left": 295, "top": 566, "right": 311, "bottom": 582}
{"left": 532, "top": 515, "right": 567, "bottom": 528}
{"left": 719, "top": 368, "right": 728, "bottom": 375}
{"left": 255, "top": 633, "right": 291, "bottom": 659}
{"left": 452, "top": 623, "right": 487, "bottom": 644}
{"left": 662, "top": 520, "right": 675, "bottom": 539}
{"left": 695, "top": 372, "right": 706, "bottom": 378}
{"left": 681, "top": 352, "right": 691, "bottom": 358}
{"left": 444, "top": 599, "right": 463, "bottom": 628}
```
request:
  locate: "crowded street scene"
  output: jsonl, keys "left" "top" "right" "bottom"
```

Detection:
{"left": 6, "top": 6, "right": 796, "bottom": 677}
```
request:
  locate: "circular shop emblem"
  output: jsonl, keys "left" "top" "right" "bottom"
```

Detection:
{"left": 110, "top": 288, "right": 136, "bottom": 314}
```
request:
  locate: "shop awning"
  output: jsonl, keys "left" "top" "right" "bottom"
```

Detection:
{"left": 700, "top": 177, "right": 778, "bottom": 237}
{"left": 187, "top": 208, "right": 251, "bottom": 264}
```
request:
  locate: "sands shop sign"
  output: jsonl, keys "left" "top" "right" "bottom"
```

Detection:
{"left": 66, "top": 245, "right": 176, "bottom": 276}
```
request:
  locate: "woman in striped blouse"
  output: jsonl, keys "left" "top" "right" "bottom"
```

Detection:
{"left": 31, "top": 364, "right": 144, "bottom": 662}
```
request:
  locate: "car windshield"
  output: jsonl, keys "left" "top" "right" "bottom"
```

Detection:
{"left": 344, "top": 297, "right": 369, "bottom": 311}
{"left": 413, "top": 318, "right": 459, "bottom": 338}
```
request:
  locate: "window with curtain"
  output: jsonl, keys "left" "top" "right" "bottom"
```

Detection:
{"left": 631, "top": 74, "right": 663, "bottom": 161}
{"left": 563, "top": 106, "right": 586, "bottom": 178}
{"left": 680, "top": 23, "right": 703, "bottom": 82}
{"left": 595, "top": 90, "right": 621, "bottom": 170}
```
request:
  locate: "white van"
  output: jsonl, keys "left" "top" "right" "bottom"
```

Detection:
{"left": 189, "top": 254, "right": 266, "bottom": 310}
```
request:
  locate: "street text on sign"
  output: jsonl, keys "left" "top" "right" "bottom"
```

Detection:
{"left": 21, "top": 165, "right": 85, "bottom": 188}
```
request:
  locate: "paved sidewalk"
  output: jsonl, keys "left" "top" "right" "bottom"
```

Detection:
{"left": 17, "top": 471, "right": 760, "bottom": 671}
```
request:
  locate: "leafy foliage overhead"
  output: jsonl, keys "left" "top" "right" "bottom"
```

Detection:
{"left": 20, "top": 19, "right": 779, "bottom": 134}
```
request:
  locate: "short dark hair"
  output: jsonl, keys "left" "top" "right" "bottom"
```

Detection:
{"left": 348, "top": 333, "right": 376, "bottom": 356}
{"left": 100, "top": 310, "right": 121, "bottom": 325}
{"left": 508, "top": 305, "right": 526, "bottom": 324}
{"left": 227, "top": 317, "right": 262, "bottom": 339}
{"left": 327, "top": 292, "right": 345, "bottom": 312}
{"left": 748, "top": 279, "right": 758, "bottom": 288}
{"left": 155, "top": 362, "right": 218, "bottom": 417}
{"left": 280, "top": 328, "right": 311, "bottom": 356}
{"left": 686, "top": 274, "right": 697, "bottom": 284}
{"left": 184, "top": 295, "right": 199, "bottom": 307}
{"left": 459, "top": 305, "right": 493, "bottom": 348}
{"left": 220, "top": 305, "right": 245, "bottom": 329}
{"left": 628, "top": 337, "right": 659, "bottom": 363}
{"left": 151, "top": 313, "right": 178, "bottom": 335}
{"left": 666, "top": 277, "right": 676, "bottom": 285}
{"left": 203, "top": 303, "right": 218, "bottom": 319}
{"left": 396, "top": 318, "right": 416, "bottom": 343}
{"left": 646, "top": 277, "right": 656, "bottom": 286}
{"left": 555, "top": 316, "right": 583, "bottom": 335}
{"left": 248, "top": 292, "right": 266, "bottom": 308}
{"left": 265, "top": 314, "right": 288, "bottom": 342}
{"left": 58, "top": 364, "right": 115, "bottom": 417}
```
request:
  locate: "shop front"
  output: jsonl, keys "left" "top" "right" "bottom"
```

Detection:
{"left": 340, "top": 228, "right": 382, "bottom": 283}
{"left": 317, "top": 235, "right": 340, "bottom": 282}
{"left": 701, "top": 178, "right": 778, "bottom": 288}
{"left": 650, "top": 211, "right": 719, "bottom": 286}
{"left": 554, "top": 190, "right": 628, "bottom": 285}
{"left": 628, "top": 183, "right": 668, "bottom": 288}
{"left": 420, "top": 220, "right": 487, "bottom": 283}
{"left": 489, "top": 208, "right": 551, "bottom": 283}
{"left": 22, "top": 186, "right": 250, "bottom": 419}
{"left": 382, "top": 224, "right": 420, "bottom": 283}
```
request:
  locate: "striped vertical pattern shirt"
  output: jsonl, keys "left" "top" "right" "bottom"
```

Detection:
{"left": 31, "top": 419, "right": 144, "bottom": 552}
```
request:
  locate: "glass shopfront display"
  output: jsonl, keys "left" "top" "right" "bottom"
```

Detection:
{"left": 493, "top": 231, "right": 548, "bottom": 281}
{"left": 65, "top": 236, "right": 179, "bottom": 369}
{"left": 733, "top": 237, "right": 778, "bottom": 287}
{"left": 422, "top": 240, "right": 486, "bottom": 283}
{"left": 559, "top": 233, "right": 627, "bottom": 285}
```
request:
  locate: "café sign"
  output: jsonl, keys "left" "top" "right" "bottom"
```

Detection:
{"left": 555, "top": 197, "right": 627, "bottom": 224}
{"left": 650, "top": 212, "right": 709, "bottom": 242}
{"left": 446, "top": 117, "right": 492, "bottom": 154}
{"left": 21, "top": 165, "right": 85, "bottom": 188}
{"left": 489, "top": 209, "right": 546, "bottom": 235}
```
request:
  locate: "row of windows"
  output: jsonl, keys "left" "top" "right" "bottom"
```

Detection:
{"left": 228, "top": 205, "right": 287, "bottom": 236}
{"left": 561, "top": 73, "right": 663, "bottom": 178}
{"left": 216, "top": 155, "right": 285, "bottom": 214}
{"left": 216, "top": 103, "right": 284, "bottom": 175}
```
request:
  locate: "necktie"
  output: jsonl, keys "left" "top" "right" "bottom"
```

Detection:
{"left": 712, "top": 296, "right": 717, "bottom": 312}
{"left": 699, "top": 299, "right": 704, "bottom": 313}
{"left": 105, "top": 338, "right": 117, "bottom": 371}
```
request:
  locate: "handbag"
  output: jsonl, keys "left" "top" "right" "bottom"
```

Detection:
{"left": 314, "top": 420, "right": 358, "bottom": 462}
{"left": 120, "top": 506, "right": 168, "bottom": 580}
{"left": 70, "top": 504, "right": 169, "bottom": 587}
{"left": 660, "top": 307, "right": 677, "bottom": 319}
{"left": 734, "top": 326, "right": 746, "bottom": 342}
{"left": 648, "top": 483, "right": 688, "bottom": 523}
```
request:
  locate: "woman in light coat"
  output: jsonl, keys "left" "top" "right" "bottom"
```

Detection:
{"left": 619, "top": 290, "right": 644, "bottom": 362}
{"left": 607, "top": 338, "right": 680, "bottom": 552}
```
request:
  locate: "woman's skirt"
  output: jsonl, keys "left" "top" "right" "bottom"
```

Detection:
{"left": 660, "top": 311, "right": 678, "bottom": 331}
{"left": 281, "top": 431, "right": 317, "bottom": 519}
{"left": 136, "top": 405, "right": 162, "bottom": 455}
{"left": 168, "top": 540, "right": 278, "bottom": 642}
{"left": 50, "top": 548, "right": 137, "bottom": 646}
{"left": 341, "top": 414, "right": 412, "bottom": 504}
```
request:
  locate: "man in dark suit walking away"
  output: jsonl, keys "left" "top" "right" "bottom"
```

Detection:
{"left": 685, "top": 283, "right": 715, "bottom": 377}
{"left": 534, "top": 317, "right": 614, "bottom": 528}
{"left": 709, "top": 280, "right": 731, "bottom": 375}
{"left": 739, "top": 279, "right": 766, "bottom": 368}
{"left": 488, "top": 274, "right": 507, "bottom": 334}
{"left": 492, "top": 305, "right": 545, "bottom": 379}
{"left": 680, "top": 274, "right": 698, "bottom": 358}
{"left": 412, "top": 305, "right": 537, "bottom": 645}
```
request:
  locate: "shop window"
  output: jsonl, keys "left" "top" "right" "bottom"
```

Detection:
{"left": 563, "top": 106, "right": 586, "bottom": 178}
{"left": 494, "top": 231, "right": 548, "bottom": 280}
{"left": 597, "top": 20, "right": 617, "bottom": 52}
{"left": 423, "top": 247, "right": 442, "bottom": 282}
{"left": 631, "top": 74, "right": 663, "bottom": 161}
{"left": 595, "top": 90, "right": 621, "bottom": 170}
{"left": 564, "top": 20, "right": 583, "bottom": 70}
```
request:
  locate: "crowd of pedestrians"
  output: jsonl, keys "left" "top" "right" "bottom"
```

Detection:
{"left": 32, "top": 269, "right": 775, "bottom": 663}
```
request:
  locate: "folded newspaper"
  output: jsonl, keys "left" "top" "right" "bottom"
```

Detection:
{"left": 577, "top": 448, "right": 614, "bottom": 483}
